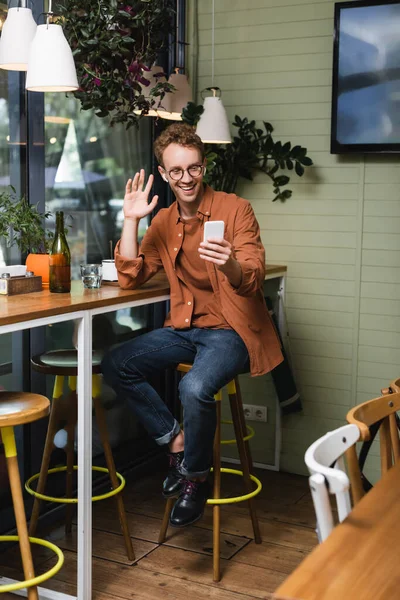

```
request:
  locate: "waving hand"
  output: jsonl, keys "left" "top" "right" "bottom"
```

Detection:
{"left": 123, "top": 169, "right": 158, "bottom": 221}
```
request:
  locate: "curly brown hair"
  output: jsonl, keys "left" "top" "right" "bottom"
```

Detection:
{"left": 154, "top": 123, "right": 205, "bottom": 166}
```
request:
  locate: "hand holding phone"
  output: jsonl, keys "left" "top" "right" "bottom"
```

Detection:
{"left": 203, "top": 220, "right": 225, "bottom": 243}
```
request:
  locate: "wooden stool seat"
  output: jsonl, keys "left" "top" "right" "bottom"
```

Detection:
{"left": 0, "top": 391, "right": 50, "bottom": 427}
{"left": 31, "top": 349, "right": 103, "bottom": 376}
{"left": 175, "top": 363, "right": 193, "bottom": 374}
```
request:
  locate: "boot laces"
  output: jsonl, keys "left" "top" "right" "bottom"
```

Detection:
{"left": 168, "top": 452, "right": 183, "bottom": 468}
{"left": 183, "top": 480, "right": 199, "bottom": 497}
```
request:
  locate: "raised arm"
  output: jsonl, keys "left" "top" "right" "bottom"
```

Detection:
{"left": 120, "top": 169, "right": 159, "bottom": 258}
{"left": 116, "top": 170, "right": 162, "bottom": 289}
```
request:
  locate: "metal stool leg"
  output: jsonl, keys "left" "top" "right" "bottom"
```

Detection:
{"left": 65, "top": 376, "right": 78, "bottom": 535}
{"left": 213, "top": 390, "right": 222, "bottom": 582}
{"left": 229, "top": 377, "right": 262, "bottom": 544}
{"left": 92, "top": 375, "right": 135, "bottom": 562}
{"left": 29, "top": 376, "right": 65, "bottom": 536}
{"left": 158, "top": 497, "right": 174, "bottom": 543}
{"left": 2, "top": 426, "right": 39, "bottom": 600}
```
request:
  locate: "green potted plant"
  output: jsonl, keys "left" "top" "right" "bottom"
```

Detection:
{"left": 0, "top": 187, "right": 55, "bottom": 287}
{"left": 182, "top": 103, "right": 313, "bottom": 201}
{"left": 56, "top": 0, "right": 176, "bottom": 128}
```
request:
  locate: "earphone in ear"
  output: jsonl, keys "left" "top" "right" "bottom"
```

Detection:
{"left": 204, "top": 166, "right": 207, "bottom": 175}
{"left": 162, "top": 175, "right": 168, "bottom": 182}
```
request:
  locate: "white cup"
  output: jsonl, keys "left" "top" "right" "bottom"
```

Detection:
{"left": 102, "top": 259, "right": 118, "bottom": 281}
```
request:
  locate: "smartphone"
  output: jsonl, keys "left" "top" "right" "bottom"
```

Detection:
{"left": 203, "top": 220, "right": 225, "bottom": 242}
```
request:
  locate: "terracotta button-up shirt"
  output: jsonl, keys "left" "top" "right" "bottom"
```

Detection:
{"left": 115, "top": 185, "right": 283, "bottom": 376}
{"left": 171, "top": 213, "right": 231, "bottom": 329}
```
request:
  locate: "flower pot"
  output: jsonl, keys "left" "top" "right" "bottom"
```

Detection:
{"left": 26, "top": 253, "right": 50, "bottom": 288}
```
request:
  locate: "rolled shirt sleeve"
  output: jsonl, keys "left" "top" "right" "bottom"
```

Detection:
{"left": 114, "top": 220, "right": 163, "bottom": 289}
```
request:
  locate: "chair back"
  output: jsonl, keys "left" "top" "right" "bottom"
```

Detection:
{"left": 304, "top": 423, "right": 360, "bottom": 543}
{"left": 347, "top": 391, "right": 400, "bottom": 476}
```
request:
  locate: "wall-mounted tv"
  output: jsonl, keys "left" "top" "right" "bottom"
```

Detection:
{"left": 331, "top": 0, "right": 400, "bottom": 154}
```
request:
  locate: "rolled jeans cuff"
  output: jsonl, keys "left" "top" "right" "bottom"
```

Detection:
{"left": 180, "top": 462, "right": 210, "bottom": 480}
{"left": 155, "top": 419, "right": 181, "bottom": 446}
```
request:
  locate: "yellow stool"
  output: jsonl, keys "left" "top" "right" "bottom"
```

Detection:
{"left": 159, "top": 363, "right": 262, "bottom": 582}
{"left": 26, "top": 350, "right": 134, "bottom": 562}
{"left": 0, "top": 392, "right": 64, "bottom": 599}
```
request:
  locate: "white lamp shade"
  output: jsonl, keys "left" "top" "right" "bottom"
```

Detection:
{"left": 161, "top": 72, "right": 193, "bottom": 121}
{"left": 26, "top": 24, "right": 79, "bottom": 92}
{"left": 134, "top": 64, "right": 170, "bottom": 117}
{"left": 0, "top": 8, "right": 37, "bottom": 71}
{"left": 196, "top": 96, "right": 232, "bottom": 144}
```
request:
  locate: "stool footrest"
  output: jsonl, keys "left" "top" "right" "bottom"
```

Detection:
{"left": 220, "top": 420, "right": 255, "bottom": 445}
{"left": 0, "top": 535, "right": 64, "bottom": 593}
{"left": 25, "top": 465, "right": 125, "bottom": 504}
{"left": 207, "top": 467, "right": 262, "bottom": 505}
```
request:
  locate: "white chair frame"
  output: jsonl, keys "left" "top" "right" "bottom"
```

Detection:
{"left": 305, "top": 423, "right": 360, "bottom": 543}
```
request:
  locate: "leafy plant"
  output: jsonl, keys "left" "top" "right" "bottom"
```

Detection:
{"left": 56, "top": 0, "right": 176, "bottom": 128}
{"left": 0, "top": 187, "right": 57, "bottom": 255}
{"left": 182, "top": 102, "right": 313, "bottom": 201}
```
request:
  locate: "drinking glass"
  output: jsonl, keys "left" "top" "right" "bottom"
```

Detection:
{"left": 80, "top": 264, "right": 102, "bottom": 289}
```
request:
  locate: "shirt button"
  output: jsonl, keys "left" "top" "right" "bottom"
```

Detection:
{"left": 205, "top": 211, "right": 209, "bottom": 215}
{"left": 187, "top": 301, "right": 191, "bottom": 306}
{"left": 185, "top": 318, "right": 189, "bottom": 323}
{"left": 174, "top": 247, "right": 178, "bottom": 251}
{"left": 178, "top": 233, "right": 182, "bottom": 237}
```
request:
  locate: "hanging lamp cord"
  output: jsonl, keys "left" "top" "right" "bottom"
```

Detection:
{"left": 211, "top": 0, "right": 215, "bottom": 87}
{"left": 46, "top": 0, "right": 53, "bottom": 26}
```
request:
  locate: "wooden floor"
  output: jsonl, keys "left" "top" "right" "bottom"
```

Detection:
{"left": 1, "top": 467, "right": 317, "bottom": 599}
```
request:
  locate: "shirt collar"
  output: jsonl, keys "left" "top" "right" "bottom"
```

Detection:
{"left": 174, "top": 184, "right": 214, "bottom": 224}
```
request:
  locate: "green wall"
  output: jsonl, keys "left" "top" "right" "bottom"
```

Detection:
{"left": 193, "top": 0, "right": 395, "bottom": 478}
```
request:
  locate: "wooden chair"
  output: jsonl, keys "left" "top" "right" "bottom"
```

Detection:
{"left": 159, "top": 363, "right": 262, "bottom": 582}
{"left": 0, "top": 391, "right": 64, "bottom": 598}
{"left": 381, "top": 377, "right": 400, "bottom": 396}
{"left": 346, "top": 391, "right": 400, "bottom": 504}
{"left": 27, "top": 349, "right": 134, "bottom": 562}
{"left": 304, "top": 423, "right": 360, "bottom": 543}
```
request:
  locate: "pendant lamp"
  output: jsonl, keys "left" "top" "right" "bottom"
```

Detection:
{"left": 160, "top": 0, "right": 193, "bottom": 121}
{"left": 196, "top": 87, "right": 231, "bottom": 143}
{"left": 134, "top": 64, "right": 171, "bottom": 118}
{"left": 26, "top": 0, "right": 78, "bottom": 92}
{"left": 161, "top": 68, "right": 193, "bottom": 121}
{"left": 195, "top": 0, "right": 231, "bottom": 144}
{"left": 0, "top": 4, "right": 37, "bottom": 71}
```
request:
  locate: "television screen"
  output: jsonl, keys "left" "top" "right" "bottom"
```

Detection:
{"left": 331, "top": 0, "right": 400, "bottom": 153}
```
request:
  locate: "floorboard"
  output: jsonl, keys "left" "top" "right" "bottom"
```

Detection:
{"left": 0, "top": 468, "right": 317, "bottom": 598}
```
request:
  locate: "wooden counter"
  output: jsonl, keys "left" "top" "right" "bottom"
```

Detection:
{"left": 0, "top": 273, "right": 170, "bottom": 327}
{"left": 276, "top": 460, "right": 400, "bottom": 600}
{"left": 0, "top": 265, "right": 286, "bottom": 327}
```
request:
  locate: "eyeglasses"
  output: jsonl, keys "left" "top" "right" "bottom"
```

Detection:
{"left": 166, "top": 164, "right": 204, "bottom": 181}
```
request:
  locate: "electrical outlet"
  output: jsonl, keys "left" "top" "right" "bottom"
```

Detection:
{"left": 254, "top": 406, "right": 267, "bottom": 422}
{"left": 242, "top": 404, "right": 267, "bottom": 422}
{"left": 242, "top": 404, "right": 254, "bottom": 420}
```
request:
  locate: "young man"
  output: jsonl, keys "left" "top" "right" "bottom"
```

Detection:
{"left": 102, "top": 123, "right": 283, "bottom": 528}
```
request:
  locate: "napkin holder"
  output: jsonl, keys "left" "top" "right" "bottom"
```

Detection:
{"left": 0, "top": 274, "right": 42, "bottom": 295}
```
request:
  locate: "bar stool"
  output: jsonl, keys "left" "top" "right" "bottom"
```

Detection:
{"left": 159, "top": 363, "right": 263, "bottom": 582}
{"left": 0, "top": 391, "right": 64, "bottom": 599}
{"left": 26, "top": 350, "right": 135, "bottom": 562}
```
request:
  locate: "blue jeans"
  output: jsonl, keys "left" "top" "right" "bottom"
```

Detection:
{"left": 101, "top": 327, "right": 249, "bottom": 479}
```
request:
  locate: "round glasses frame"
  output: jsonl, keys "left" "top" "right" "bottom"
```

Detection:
{"left": 166, "top": 164, "right": 204, "bottom": 181}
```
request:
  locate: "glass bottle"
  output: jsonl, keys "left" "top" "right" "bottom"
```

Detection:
{"left": 49, "top": 211, "right": 71, "bottom": 293}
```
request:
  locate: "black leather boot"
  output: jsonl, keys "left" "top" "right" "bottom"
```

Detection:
{"left": 162, "top": 451, "right": 185, "bottom": 498}
{"left": 169, "top": 479, "right": 210, "bottom": 527}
